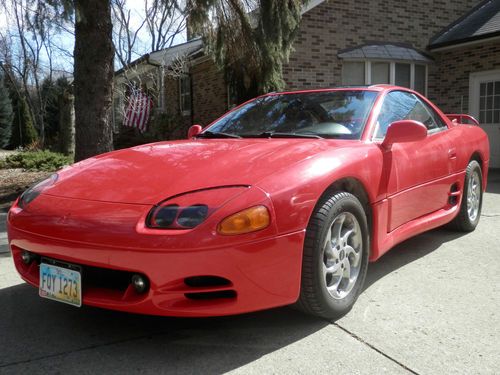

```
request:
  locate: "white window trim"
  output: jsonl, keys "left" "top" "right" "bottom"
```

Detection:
{"left": 343, "top": 60, "right": 428, "bottom": 96}
{"left": 179, "top": 75, "right": 192, "bottom": 117}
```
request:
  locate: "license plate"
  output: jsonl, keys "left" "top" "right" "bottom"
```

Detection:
{"left": 39, "top": 261, "right": 82, "bottom": 307}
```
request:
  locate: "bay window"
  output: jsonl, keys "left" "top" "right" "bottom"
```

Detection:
{"left": 342, "top": 61, "right": 428, "bottom": 95}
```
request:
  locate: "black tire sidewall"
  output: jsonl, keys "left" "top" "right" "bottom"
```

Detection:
{"left": 312, "top": 193, "right": 370, "bottom": 317}
{"left": 462, "top": 160, "right": 483, "bottom": 229}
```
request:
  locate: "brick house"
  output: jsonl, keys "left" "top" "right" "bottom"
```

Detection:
{"left": 113, "top": 0, "right": 500, "bottom": 167}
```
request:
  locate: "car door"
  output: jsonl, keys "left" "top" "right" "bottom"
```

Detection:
{"left": 375, "top": 91, "right": 452, "bottom": 232}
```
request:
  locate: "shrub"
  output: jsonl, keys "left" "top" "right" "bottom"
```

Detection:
{"left": 9, "top": 96, "right": 38, "bottom": 148}
{"left": 2, "top": 150, "right": 73, "bottom": 171}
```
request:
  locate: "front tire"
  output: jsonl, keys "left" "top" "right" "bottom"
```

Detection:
{"left": 296, "top": 192, "right": 369, "bottom": 320}
{"left": 449, "top": 160, "right": 483, "bottom": 232}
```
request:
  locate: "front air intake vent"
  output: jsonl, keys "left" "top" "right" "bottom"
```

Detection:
{"left": 184, "top": 276, "right": 231, "bottom": 288}
{"left": 185, "top": 290, "right": 237, "bottom": 300}
{"left": 449, "top": 183, "right": 460, "bottom": 206}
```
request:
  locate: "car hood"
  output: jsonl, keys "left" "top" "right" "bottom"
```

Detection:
{"left": 45, "top": 138, "right": 346, "bottom": 205}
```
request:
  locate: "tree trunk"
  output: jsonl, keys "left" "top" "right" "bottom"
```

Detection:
{"left": 74, "top": 0, "right": 114, "bottom": 162}
{"left": 59, "top": 91, "right": 75, "bottom": 156}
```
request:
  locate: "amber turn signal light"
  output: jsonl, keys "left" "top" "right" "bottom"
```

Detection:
{"left": 217, "top": 206, "right": 270, "bottom": 235}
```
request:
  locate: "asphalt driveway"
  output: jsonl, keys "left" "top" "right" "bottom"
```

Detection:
{"left": 1, "top": 172, "right": 499, "bottom": 374}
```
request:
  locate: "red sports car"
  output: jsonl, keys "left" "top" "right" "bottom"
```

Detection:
{"left": 7, "top": 85, "right": 489, "bottom": 319}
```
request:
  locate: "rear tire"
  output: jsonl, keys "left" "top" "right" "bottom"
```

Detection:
{"left": 296, "top": 192, "right": 369, "bottom": 320}
{"left": 448, "top": 160, "right": 483, "bottom": 232}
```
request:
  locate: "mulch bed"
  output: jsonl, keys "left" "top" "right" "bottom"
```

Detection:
{"left": 0, "top": 151, "right": 50, "bottom": 210}
{"left": 0, "top": 169, "right": 50, "bottom": 211}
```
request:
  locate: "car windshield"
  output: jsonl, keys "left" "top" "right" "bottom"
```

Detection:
{"left": 203, "top": 90, "right": 378, "bottom": 139}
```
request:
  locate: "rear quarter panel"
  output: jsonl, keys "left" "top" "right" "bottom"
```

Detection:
{"left": 447, "top": 124, "right": 490, "bottom": 187}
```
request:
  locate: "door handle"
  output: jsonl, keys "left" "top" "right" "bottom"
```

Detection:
{"left": 448, "top": 148, "right": 457, "bottom": 159}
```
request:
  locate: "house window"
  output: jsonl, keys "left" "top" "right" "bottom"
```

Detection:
{"left": 179, "top": 75, "right": 192, "bottom": 116}
{"left": 395, "top": 63, "right": 411, "bottom": 87}
{"left": 342, "top": 62, "right": 365, "bottom": 85}
{"left": 479, "top": 81, "right": 500, "bottom": 123}
{"left": 371, "top": 62, "right": 390, "bottom": 84}
{"left": 414, "top": 65, "right": 426, "bottom": 95}
{"left": 341, "top": 61, "right": 428, "bottom": 95}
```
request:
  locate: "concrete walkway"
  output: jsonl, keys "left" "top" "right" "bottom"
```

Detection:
{"left": 0, "top": 173, "right": 499, "bottom": 374}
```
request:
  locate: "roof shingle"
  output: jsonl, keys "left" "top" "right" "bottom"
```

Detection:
{"left": 429, "top": 0, "right": 500, "bottom": 49}
{"left": 338, "top": 43, "right": 433, "bottom": 63}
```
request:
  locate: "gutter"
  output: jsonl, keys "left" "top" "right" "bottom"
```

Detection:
{"left": 428, "top": 32, "right": 500, "bottom": 52}
{"left": 114, "top": 54, "right": 162, "bottom": 76}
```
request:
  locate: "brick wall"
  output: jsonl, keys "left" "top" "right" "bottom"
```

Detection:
{"left": 428, "top": 41, "right": 500, "bottom": 113}
{"left": 163, "top": 58, "right": 227, "bottom": 130}
{"left": 191, "top": 58, "right": 228, "bottom": 126}
{"left": 164, "top": 75, "right": 181, "bottom": 116}
{"left": 284, "top": 0, "right": 479, "bottom": 90}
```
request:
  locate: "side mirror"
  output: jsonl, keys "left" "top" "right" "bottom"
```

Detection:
{"left": 381, "top": 120, "right": 427, "bottom": 150}
{"left": 187, "top": 124, "right": 202, "bottom": 139}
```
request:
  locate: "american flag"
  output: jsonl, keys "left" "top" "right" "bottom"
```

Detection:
{"left": 123, "top": 89, "right": 153, "bottom": 133}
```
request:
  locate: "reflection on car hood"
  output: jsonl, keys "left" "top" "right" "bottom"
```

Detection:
{"left": 45, "top": 138, "right": 348, "bottom": 204}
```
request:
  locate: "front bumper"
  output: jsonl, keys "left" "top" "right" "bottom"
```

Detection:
{"left": 7, "top": 214, "right": 305, "bottom": 317}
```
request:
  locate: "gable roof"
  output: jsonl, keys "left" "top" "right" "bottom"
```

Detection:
{"left": 301, "top": 0, "right": 327, "bottom": 15}
{"left": 115, "top": 38, "right": 203, "bottom": 76}
{"left": 149, "top": 38, "right": 204, "bottom": 66}
{"left": 429, "top": 0, "right": 500, "bottom": 49}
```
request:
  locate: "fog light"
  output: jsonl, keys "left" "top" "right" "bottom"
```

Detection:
{"left": 21, "top": 251, "right": 33, "bottom": 265}
{"left": 131, "top": 274, "right": 148, "bottom": 294}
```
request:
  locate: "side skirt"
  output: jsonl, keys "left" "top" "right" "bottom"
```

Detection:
{"left": 369, "top": 171, "right": 466, "bottom": 261}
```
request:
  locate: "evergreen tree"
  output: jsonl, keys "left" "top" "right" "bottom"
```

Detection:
{"left": 10, "top": 95, "right": 38, "bottom": 148}
{"left": 0, "top": 75, "right": 14, "bottom": 148}
{"left": 42, "top": 76, "right": 72, "bottom": 141}
{"left": 187, "top": 0, "right": 307, "bottom": 102}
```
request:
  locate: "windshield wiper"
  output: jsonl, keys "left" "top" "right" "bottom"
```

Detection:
{"left": 248, "top": 131, "right": 323, "bottom": 139}
{"left": 196, "top": 130, "right": 242, "bottom": 139}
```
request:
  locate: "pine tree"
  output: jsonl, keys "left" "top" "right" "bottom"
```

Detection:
{"left": 0, "top": 75, "right": 13, "bottom": 148}
{"left": 187, "top": 0, "right": 306, "bottom": 102}
{"left": 42, "top": 76, "right": 72, "bottom": 141}
{"left": 10, "top": 96, "right": 38, "bottom": 148}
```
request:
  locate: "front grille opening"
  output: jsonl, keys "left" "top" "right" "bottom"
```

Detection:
{"left": 185, "top": 290, "right": 237, "bottom": 300}
{"left": 184, "top": 276, "right": 231, "bottom": 288}
{"left": 83, "top": 266, "right": 135, "bottom": 292}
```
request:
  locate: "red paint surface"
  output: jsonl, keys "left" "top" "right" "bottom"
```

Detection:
{"left": 7, "top": 86, "right": 490, "bottom": 316}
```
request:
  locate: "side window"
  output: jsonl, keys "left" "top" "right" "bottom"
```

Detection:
{"left": 375, "top": 91, "right": 443, "bottom": 138}
{"left": 419, "top": 99, "right": 448, "bottom": 130}
{"left": 375, "top": 91, "right": 414, "bottom": 138}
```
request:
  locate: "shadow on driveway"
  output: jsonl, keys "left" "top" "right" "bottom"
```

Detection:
{"left": 487, "top": 168, "right": 500, "bottom": 194}
{"left": 0, "top": 283, "right": 328, "bottom": 372}
{"left": 364, "top": 228, "right": 466, "bottom": 292}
